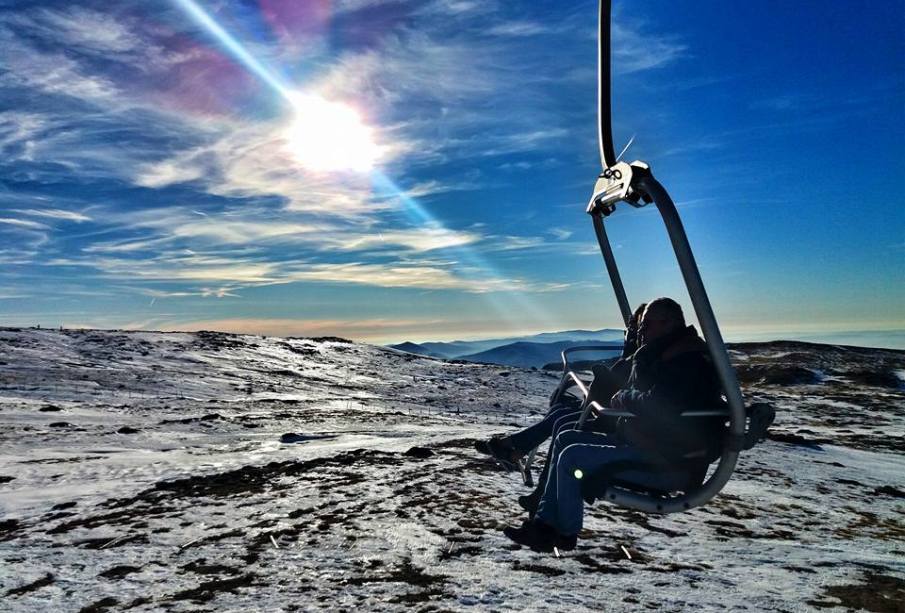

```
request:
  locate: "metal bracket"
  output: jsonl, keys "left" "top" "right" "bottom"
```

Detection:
{"left": 586, "top": 160, "right": 652, "bottom": 215}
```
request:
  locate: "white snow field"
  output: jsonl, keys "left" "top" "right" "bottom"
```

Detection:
{"left": 1, "top": 329, "right": 903, "bottom": 612}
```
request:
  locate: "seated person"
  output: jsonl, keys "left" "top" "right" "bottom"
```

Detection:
{"left": 503, "top": 297, "right": 726, "bottom": 553}
{"left": 474, "top": 303, "right": 646, "bottom": 467}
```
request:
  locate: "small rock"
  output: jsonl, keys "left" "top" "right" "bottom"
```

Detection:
{"left": 39, "top": 405, "right": 63, "bottom": 412}
{"left": 845, "top": 370, "right": 902, "bottom": 389}
{"left": 872, "top": 485, "right": 905, "bottom": 498}
{"left": 117, "top": 426, "right": 140, "bottom": 434}
{"left": 767, "top": 431, "right": 827, "bottom": 448}
{"left": 5, "top": 572, "right": 54, "bottom": 597}
{"left": 98, "top": 565, "right": 141, "bottom": 580}
{"left": 48, "top": 422, "right": 71, "bottom": 428}
{"left": 78, "top": 596, "right": 119, "bottom": 612}
{"left": 0, "top": 476, "right": 14, "bottom": 484}
{"left": 404, "top": 446, "right": 434, "bottom": 459}
{"left": 280, "top": 433, "right": 307, "bottom": 444}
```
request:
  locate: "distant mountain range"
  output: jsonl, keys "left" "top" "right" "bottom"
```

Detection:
{"left": 388, "top": 329, "right": 625, "bottom": 368}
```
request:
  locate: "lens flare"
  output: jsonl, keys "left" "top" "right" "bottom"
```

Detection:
{"left": 285, "top": 93, "right": 380, "bottom": 172}
{"left": 173, "top": 0, "right": 291, "bottom": 98}
{"left": 573, "top": 469, "right": 584, "bottom": 480}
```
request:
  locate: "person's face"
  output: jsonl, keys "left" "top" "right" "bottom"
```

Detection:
{"left": 639, "top": 307, "right": 673, "bottom": 344}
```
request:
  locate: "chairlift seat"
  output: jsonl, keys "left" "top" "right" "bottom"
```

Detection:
{"left": 579, "top": 453, "right": 709, "bottom": 506}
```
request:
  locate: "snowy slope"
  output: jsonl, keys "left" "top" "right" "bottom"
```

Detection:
{"left": 0, "top": 329, "right": 903, "bottom": 612}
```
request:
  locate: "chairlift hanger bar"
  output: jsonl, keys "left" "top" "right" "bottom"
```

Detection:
{"left": 576, "top": 1, "right": 748, "bottom": 514}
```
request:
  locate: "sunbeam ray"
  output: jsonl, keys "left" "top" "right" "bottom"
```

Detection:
{"left": 173, "top": 0, "right": 291, "bottom": 99}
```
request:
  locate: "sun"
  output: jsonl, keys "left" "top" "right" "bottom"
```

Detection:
{"left": 284, "top": 93, "right": 380, "bottom": 172}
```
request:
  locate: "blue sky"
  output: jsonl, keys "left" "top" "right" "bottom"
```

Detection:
{"left": 0, "top": 0, "right": 902, "bottom": 345}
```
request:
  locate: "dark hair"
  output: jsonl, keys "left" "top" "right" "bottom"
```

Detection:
{"left": 631, "top": 302, "right": 647, "bottom": 324}
{"left": 645, "top": 297, "right": 685, "bottom": 327}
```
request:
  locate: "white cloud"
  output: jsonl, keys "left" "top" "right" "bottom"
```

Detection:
{"left": 20, "top": 7, "right": 139, "bottom": 55}
{"left": 488, "top": 21, "right": 548, "bottom": 37}
{"left": 335, "top": 227, "right": 481, "bottom": 252}
{"left": 11, "top": 209, "right": 92, "bottom": 222}
{"left": 0, "top": 112, "right": 47, "bottom": 161}
{"left": 133, "top": 118, "right": 408, "bottom": 217}
{"left": 140, "top": 286, "right": 239, "bottom": 299}
{"left": 0, "top": 28, "right": 122, "bottom": 104}
{"left": 282, "top": 261, "right": 567, "bottom": 293}
{"left": 0, "top": 218, "right": 50, "bottom": 230}
{"left": 611, "top": 21, "right": 686, "bottom": 74}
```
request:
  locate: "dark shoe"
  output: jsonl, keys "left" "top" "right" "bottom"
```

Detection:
{"left": 474, "top": 436, "right": 521, "bottom": 469}
{"left": 503, "top": 519, "right": 576, "bottom": 553}
{"left": 517, "top": 488, "right": 543, "bottom": 516}
{"left": 555, "top": 532, "right": 577, "bottom": 551}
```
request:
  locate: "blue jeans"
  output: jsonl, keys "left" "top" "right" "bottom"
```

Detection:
{"left": 535, "top": 429, "right": 650, "bottom": 536}
{"left": 536, "top": 414, "right": 615, "bottom": 488}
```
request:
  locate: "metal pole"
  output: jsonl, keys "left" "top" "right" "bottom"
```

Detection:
{"left": 598, "top": 0, "right": 616, "bottom": 168}
{"left": 592, "top": 213, "right": 632, "bottom": 326}
{"left": 637, "top": 173, "right": 746, "bottom": 444}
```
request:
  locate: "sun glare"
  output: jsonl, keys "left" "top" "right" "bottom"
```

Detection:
{"left": 285, "top": 93, "right": 380, "bottom": 172}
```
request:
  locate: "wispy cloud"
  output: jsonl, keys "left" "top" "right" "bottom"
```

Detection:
{"left": 0, "top": 218, "right": 50, "bottom": 230}
{"left": 12, "top": 208, "right": 92, "bottom": 222}
{"left": 611, "top": 21, "right": 686, "bottom": 74}
{"left": 488, "top": 21, "right": 549, "bottom": 37}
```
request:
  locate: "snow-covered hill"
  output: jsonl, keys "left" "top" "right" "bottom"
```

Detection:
{"left": 1, "top": 329, "right": 903, "bottom": 612}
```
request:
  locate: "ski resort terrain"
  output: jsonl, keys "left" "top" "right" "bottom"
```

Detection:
{"left": 1, "top": 328, "right": 903, "bottom": 612}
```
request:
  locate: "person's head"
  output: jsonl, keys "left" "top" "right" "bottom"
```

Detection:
{"left": 629, "top": 303, "right": 647, "bottom": 329}
{"left": 622, "top": 302, "right": 648, "bottom": 356}
{"left": 639, "top": 297, "right": 685, "bottom": 344}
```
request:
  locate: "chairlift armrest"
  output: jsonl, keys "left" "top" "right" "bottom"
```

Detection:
{"left": 679, "top": 410, "right": 730, "bottom": 417}
{"left": 561, "top": 345, "right": 623, "bottom": 371}
{"left": 593, "top": 407, "right": 636, "bottom": 418}
{"left": 564, "top": 371, "right": 591, "bottom": 399}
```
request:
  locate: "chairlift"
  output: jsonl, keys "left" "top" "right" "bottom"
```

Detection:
{"left": 519, "top": 1, "right": 772, "bottom": 514}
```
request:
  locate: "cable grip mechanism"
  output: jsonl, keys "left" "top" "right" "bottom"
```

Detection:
{"left": 586, "top": 160, "right": 653, "bottom": 216}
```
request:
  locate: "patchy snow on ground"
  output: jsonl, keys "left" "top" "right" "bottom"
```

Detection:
{"left": 1, "top": 329, "right": 903, "bottom": 612}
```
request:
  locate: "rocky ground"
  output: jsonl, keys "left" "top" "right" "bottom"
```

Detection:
{"left": 0, "top": 328, "right": 903, "bottom": 612}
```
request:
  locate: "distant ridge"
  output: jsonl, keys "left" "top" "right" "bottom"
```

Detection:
{"left": 391, "top": 328, "right": 624, "bottom": 361}
{"left": 458, "top": 340, "right": 623, "bottom": 369}
{"left": 388, "top": 341, "right": 445, "bottom": 358}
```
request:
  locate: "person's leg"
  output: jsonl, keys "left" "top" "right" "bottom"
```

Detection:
{"left": 537, "top": 442, "right": 649, "bottom": 537}
{"left": 475, "top": 405, "right": 580, "bottom": 465}
{"left": 526, "top": 411, "right": 612, "bottom": 494}
{"left": 504, "top": 430, "right": 616, "bottom": 552}
{"left": 533, "top": 429, "right": 615, "bottom": 528}
{"left": 505, "top": 405, "right": 582, "bottom": 454}
{"left": 532, "top": 414, "right": 581, "bottom": 491}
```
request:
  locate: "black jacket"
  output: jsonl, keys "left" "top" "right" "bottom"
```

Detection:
{"left": 611, "top": 325, "right": 726, "bottom": 464}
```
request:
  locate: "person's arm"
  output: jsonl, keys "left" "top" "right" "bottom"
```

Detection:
{"left": 610, "top": 354, "right": 707, "bottom": 416}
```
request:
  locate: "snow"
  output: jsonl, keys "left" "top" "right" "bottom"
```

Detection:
{"left": 1, "top": 329, "right": 903, "bottom": 611}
